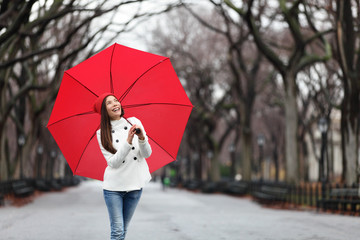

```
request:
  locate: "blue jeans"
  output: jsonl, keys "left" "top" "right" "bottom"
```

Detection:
{"left": 103, "top": 189, "right": 143, "bottom": 240}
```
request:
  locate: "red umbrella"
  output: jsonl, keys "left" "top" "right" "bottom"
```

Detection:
{"left": 47, "top": 43, "right": 193, "bottom": 181}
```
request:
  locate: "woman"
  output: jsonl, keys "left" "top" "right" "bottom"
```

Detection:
{"left": 94, "top": 93, "right": 152, "bottom": 240}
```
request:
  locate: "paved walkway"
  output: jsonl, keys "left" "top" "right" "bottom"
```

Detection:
{"left": 1, "top": 180, "right": 360, "bottom": 240}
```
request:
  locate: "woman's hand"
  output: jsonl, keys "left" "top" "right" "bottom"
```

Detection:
{"left": 127, "top": 125, "right": 145, "bottom": 144}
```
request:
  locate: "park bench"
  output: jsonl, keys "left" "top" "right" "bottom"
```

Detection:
{"left": 59, "top": 176, "right": 81, "bottom": 187}
{"left": 0, "top": 183, "right": 4, "bottom": 206}
{"left": 0, "top": 193, "right": 3, "bottom": 206}
{"left": 319, "top": 187, "right": 360, "bottom": 214}
{"left": 50, "top": 179, "right": 62, "bottom": 191}
{"left": 35, "top": 179, "right": 51, "bottom": 192}
{"left": 184, "top": 180, "right": 201, "bottom": 191}
{"left": 225, "top": 181, "right": 249, "bottom": 195}
{"left": 201, "top": 182, "right": 218, "bottom": 193}
{"left": 12, "top": 180, "right": 34, "bottom": 198}
{"left": 252, "top": 185, "right": 289, "bottom": 204}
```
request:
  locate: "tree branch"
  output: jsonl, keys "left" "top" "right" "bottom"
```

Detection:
{"left": 0, "top": 0, "right": 35, "bottom": 44}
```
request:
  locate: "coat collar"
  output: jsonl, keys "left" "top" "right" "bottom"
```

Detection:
{"left": 110, "top": 117, "right": 128, "bottom": 128}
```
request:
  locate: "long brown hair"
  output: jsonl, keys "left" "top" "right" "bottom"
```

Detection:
{"left": 100, "top": 96, "right": 124, "bottom": 154}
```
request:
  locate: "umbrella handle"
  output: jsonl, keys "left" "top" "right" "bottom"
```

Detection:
{"left": 125, "top": 118, "right": 141, "bottom": 134}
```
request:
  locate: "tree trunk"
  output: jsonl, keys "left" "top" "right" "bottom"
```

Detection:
{"left": 272, "top": 136, "right": 279, "bottom": 182}
{"left": 284, "top": 73, "right": 299, "bottom": 183}
{"left": 341, "top": 108, "right": 358, "bottom": 185}
{"left": 241, "top": 127, "right": 252, "bottom": 181}
{"left": 336, "top": 0, "right": 360, "bottom": 185}
{"left": 209, "top": 151, "right": 220, "bottom": 182}
{"left": 0, "top": 133, "right": 9, "bottom": 181}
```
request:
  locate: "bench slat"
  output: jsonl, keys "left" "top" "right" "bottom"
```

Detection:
{"left": 12, "top": 181, "right": 34, "bottom": 197}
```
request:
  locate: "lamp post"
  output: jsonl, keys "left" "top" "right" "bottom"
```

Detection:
{"left": 318, "top": 117, "right": 328, "bottom": 207}
{"left": 318, "top": 117, "right": 328, "bottom": 183}
{"left": 257, "top": 134, "right": 265, "bottom": 181}
{"left": 47, "top": 150, "right": 57, "bottom": 180}
{"left": 37, "top": 145, "right": 44, "bottom": 178}
{"left": 228, "top": 143, "right": 235, "bottom": 179}
{"left": 18, "top": 135, "right": 26, "bottom": 179}
{"left": 191, "top": 152, "right": 198, "bottom": 181}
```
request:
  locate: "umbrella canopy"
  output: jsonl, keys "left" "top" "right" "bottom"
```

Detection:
{"left": 47, "top": 43, "right": 193, "bottom": 181}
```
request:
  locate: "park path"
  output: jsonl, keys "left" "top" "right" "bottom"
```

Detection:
{"left": 1, "top": 180, "right": 359, "bottom": 240}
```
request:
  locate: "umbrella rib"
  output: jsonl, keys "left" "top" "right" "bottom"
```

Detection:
{"left": 119, "top": 58, "right": 170, "bottom": 102}
{"left": 147, "top": 135, "right": 176, "bottom": 160}
{"left": 47, "top": 111, "right": 94, "bottom": 128}
{"left": 124, "top": 118, "right": 176, "bottom": 160}
{"left": 122, "top": 102, "right": 193, "bottom": 109}
{"left": 74, "top": 125, "right": 100, "bottom": 174}
{"left": 65, "top": 72, "right": 99, "bottom": 98}
{"left": 110, "top": 44, "right": 116, "bottom": 93}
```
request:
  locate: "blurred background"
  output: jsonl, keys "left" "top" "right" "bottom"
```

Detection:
{"left": 0, "top": 0, "right": 359, "bottom": 211}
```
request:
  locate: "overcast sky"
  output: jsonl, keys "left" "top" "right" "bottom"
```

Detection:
{"left": 92, "top": 0, "right": 212, "bottom": 52}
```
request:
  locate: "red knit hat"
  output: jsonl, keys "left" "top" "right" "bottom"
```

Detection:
{"left": 93, "top": 92, "right": 115, "bottom": 114}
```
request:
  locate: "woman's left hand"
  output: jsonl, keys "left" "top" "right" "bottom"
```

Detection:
{"left": 131, "top": 125, "right": 145, "bottom": 140}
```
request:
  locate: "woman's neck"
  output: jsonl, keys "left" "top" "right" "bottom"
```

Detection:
{"left": 110, "top": 116, "right": 121, "bottom": 121}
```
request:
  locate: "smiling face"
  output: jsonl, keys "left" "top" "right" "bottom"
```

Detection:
{"left": 105, "top": 95, "right": 122, "bottom": 120}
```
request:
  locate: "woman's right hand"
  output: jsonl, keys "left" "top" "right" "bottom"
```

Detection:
{"left": 127, "top": 125, "right": 138, "bottom": 145}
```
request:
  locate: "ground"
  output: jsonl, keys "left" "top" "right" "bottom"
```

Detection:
{"left": 0, "top": 180, "right": 359, "bottom": 240}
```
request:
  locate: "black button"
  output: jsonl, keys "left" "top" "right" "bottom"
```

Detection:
{"left": 112, "top": 130, "right": 115, "bottom": 133}
{"left": 133, "top": 157, "right": 137, "bottom": 160}
{"left": 122, "top": 160, "right": 125, "bottom": 163}
{"left": 124, "top": 126, "right": 128, "bottom": 130}
{"left": 132, "top": 147, "right": 135, "bottom": 150}
{"left": 116, "top": 139, "right": 119, "bottom": 143}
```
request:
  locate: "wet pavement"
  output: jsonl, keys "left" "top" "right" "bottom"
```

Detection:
{"left": 1, "top": 180, "right": 359, "bottom": 240}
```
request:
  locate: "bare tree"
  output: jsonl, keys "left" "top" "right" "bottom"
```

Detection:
{"left": 297, "top": 61, "right": 342, "bottom": 182}
{"left": 182, "top": 1, "right": 277, "bottom": 181}
{"left": 224, "top": 0, "right": 333, "bottom": 183}
{"left": 334, "top": 0, "right": 360, "bottom": 185}
{"left": 146, "top": 7, "right": 237, "bottom": 182}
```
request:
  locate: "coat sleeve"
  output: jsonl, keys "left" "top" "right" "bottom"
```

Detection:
{"left": 96, "top": 130, "right": 132, "bottom": 168}
{"left": 131, "top": 117, "right": 152, "bottom": 159}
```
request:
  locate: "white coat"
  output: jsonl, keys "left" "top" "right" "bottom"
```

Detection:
{"left": 96, "top": 117, "right": 152, "bottom": 191}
